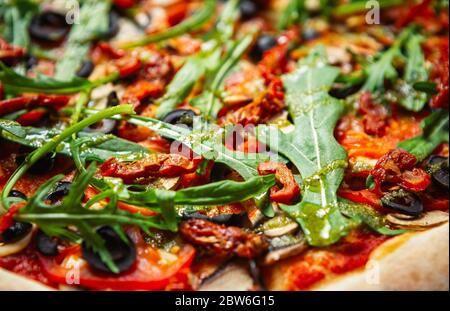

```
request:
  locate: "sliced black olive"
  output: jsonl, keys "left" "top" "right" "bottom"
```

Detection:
{"left": 46, "top": 181, "right": 72, "bottom": 204}
{"left": 106, "top": 10, "right": 120, "bottom": 39}
{"left": 162, "top": 109, "right": 197, "bottom": 129}
{"left": 181, "top": 211, "right": 246, "bottom": 227}
{"left": 81, "top": 226, "right": 136, "bottom": 274}
{"left": 25, "top": 54, "right": 38, "bottom": 71}
{"left": 381, "top": 190, "right": 423, "bottom": 216}
{"left": 83, "top": 119, "right": 117, "bottom": 134}
{"left": 9, "top": 190, "right": 27, "bottom": 201}
{"left": 35, "top": 230, "right": 59, "bottom": 256}
{"left": 426, "top": 156, "right": 449, "bottom": 190}
{"left": 15, "top": 152, "right": 55, "bottom": 175}
{"left": 0, "top": 221, "right": 32, "bottom": 244}
{"left": 29, "top": 11, "right": 70, "bottom": 43}
{"left": 76, "top": 60, "right": 95, "bottom": 78}
{"left": 106, "top": 91, "right": 120, "bottom": 107}
{"left": 302, "top": 28, "right": 321, "bottom": 41}
{"left": 240, "top": 0, "right": 259, "bottom": 20}
{"left": 250, "top": 34, "right": 277, "bottom": 62}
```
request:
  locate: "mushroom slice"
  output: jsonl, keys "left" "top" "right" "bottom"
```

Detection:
{"left": 262, "top": 234, "right": 308, "bottom": 266}
{"left": 199, "top": 261, "right": 255, "bottom": 291}
{"left": 386, "top": 211, "right": 449, "bottom": 231}
{"left": 260, "top": 215, "right": 299, "bottom": 238}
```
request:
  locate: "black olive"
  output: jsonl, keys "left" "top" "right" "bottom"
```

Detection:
{"left": 0, "top": 221, "right": 32, "bottom": 244}
{"left": 81, "top": 226, "right": 136, "bottom": 274}
{"left": 426, "top": 156, "right": 449, "bottom": 190}
{"left": 240, "top": 0, "right": 259, "bottom": 20}
{"left": 106, "top": 91, "right": 120, "bottom": 107}
{"left": 302, "top": 28, "right": 321, "bottom": 41}
{"left": 25, "top": 54, "right": 38, "bottom": 71}
{"left": 381, "top": 190, "right": 423, "bottom": 216}
{"left": 29, "top": 11, "right": 70, "bottom": 43}
{"left": 15, "top": 152, "right": 55, "bottom": 175}
{"left": 181, "top": 211, "right": 246, "bottom": 227}
{"left": 105, "top": 10, "right": 120, "bottom": 39}
{"left": 35, "top": 230, "right": 59, "bottom": 256}
{"left": 83, "top": 119, "right": 118, "bottom": 135}
{"left": 76, "top": 60, "right": 95, "bottom": 78}
{"left": 248, "top": 260, "right": 267, "bottom": 290}
{"left": 250, "top": 34, "right": 277, "bottom": 62}
{"left": 9, "top": 190, "right": 27, "bottom": 201}
{"left": 46, "top": 181, "right": 72, "bottom": 204}
{"left": 162, "top": 109, "right": 197, "bottom": 129}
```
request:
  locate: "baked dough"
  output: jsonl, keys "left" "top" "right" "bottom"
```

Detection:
{"left": 1, "top": 223, "right": 448, "bottom": 291}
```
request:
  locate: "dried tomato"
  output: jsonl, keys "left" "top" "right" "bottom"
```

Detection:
{"left": 179, "top": 219, "right": 268, "bottom": 259}
{"left": 0, "top": 95, "right": 70, "bottom": 117}
{"left": 358, "top": 92, "right": 388, "bottom": 137}
{"left": 258, "top": 161, "right": 300, "bottom": 205}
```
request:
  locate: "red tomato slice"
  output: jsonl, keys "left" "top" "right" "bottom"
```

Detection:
{"left": 38, "top": 229, "right": 196, "bottom": 290}
{"left": 113, "top": 0, "right": 136, "bottom": 9}
{"left": 338, "top": 189, "right": 384, "bottom": 211}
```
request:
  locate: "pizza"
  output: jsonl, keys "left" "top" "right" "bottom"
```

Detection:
{"left": 0, "top": 0, "right": 448, "bottom": 291}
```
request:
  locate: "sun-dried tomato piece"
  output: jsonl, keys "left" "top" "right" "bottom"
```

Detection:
{"left": 258, "top": 161, "right": 300, "bottom": 205}
{"left": 358, "top": 92, "right": 388, "bottom": 137}
{"left": 100, "top": 154, "right": 202, "bottom": 183}
{"left": 0, "top": 38, "right": 25, "bottom": 62}
{"left": 179, "top": 219, "right": 268, "bottom": 259}
{"left": 371, "top": 149, "right": 431, "bottom": 194}
{"left": 0, "top": 95, "right": 71, "bottom": 116}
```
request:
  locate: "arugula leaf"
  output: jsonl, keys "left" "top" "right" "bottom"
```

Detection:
{"left": 123, "top": 174, "right": 276, "bottom": 207}
{"left": 398, "top": 110, "right": 449, "bottom": 162}
{"left": 257, "top": 47, "right": 354, "bottom": 246}
{"left": 0, "top": 0, "right": 38, "bottom": 49}
{"left": 338, "top": 198, "right": 406, "bottom": 235}
{"left": 0, "top": 120, "right": 149, "bottom": 162}
{"left": 55, "top": 0, "right": 112, "bottom": 80}
{"left": 362, "top": 28, "right": 412, "bottom": 92}
{"left": 278, "top": 0, "right": 306, "bottom": 30}
{"left": 16, "top": 164, "right": 170, "bottom": 273}
{"left": 155, "top": 0, "right": 241, "bottom": 119}
{"left": 0, "top": 62, "right": 93, "bottom": 94}
{"left": 333, "top": 0, "right": 404, "bottom": 16}
{"left": 155, "top": 55, "right": 206, "bottom": 119}
{"left": 1, "top": 105, "right": 135, "bottom": 210}
{"left": 398, "top": 34, "right": 429, "bottom": 112}
{"left": 198, "top": 33, "right": 254, "bottom": 120}
{"left": 0, "top": 62, "right": 119, "bottom": 95}
{"left": 120, "top": 0, "right": 217, "bottom": 49}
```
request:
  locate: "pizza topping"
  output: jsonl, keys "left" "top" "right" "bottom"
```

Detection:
{"left": 357, "top": 92, "right": 388, "bottom": 137}
{"left": 426, "top": 156, "right": 449, "bottom": 190}
{"left": 257, "top": 161, "right": 300, "bottom": 205}
{"left": 100, "top": 154, "right": 202, "bottom": 184}
{"left": 371, "top": 149, "right": 431, "bottom": 194}
{"left": 381, "top": 189, "right": 424, "bottom": 217}
{"left": 81, "top": 226, "right": 136, "bottom": 274}
{"left": 29, "top": 11, "right": 71, "bottom": 44}
{"left": 162, "top": 109, "right": 198, "bottom": 130}
{"left": 0, "top": 221, "right": 32, "bottom": 245}
{"left": 35, "top": 230, "right": 59, "bottom": 257}
{"left": 179, "top": 218, "right": 268, "bottom": 259}
{"left": 386, "top": 210, "right": 449, "bottom": 230}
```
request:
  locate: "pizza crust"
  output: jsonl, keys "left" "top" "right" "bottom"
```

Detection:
{"left": 266, "top": 223, "right": 449, "bottom": 291}
{"left": 1, "top": 223, "right": 448, "bottom": 291}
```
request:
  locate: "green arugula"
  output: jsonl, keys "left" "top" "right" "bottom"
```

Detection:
{"left": 197, "top": 33, "right": 254, "bottom": 120}
{"left": 0, "top": 120, "right": 149, "bottom": 162}
{"left": 1, "top": 105, "right": 135, "bottom": 210}
{"left": 398, "top": 110, "right": 449, "bottom": 162}
{"left": 0, "top": 0, "right": 38, "bottom": 49}
{"left": 155, "top": 0, "right": 241, "bottom": 119}
{"left": 397, "top": 34, "right": 429, "bottom": 112}
{"left": 0, "top": 62, "right": 118, "bottom": 95}
{"left": 257, "top": 47, "right": 354, "bottom": 246}
{"left": 362, "top": 28, "right": 412, "bottom": 92}
{"left": 16, "top": 164, "right": 171, "bottom": 274}
{"left": 338, "top": 198, "right": 406, "bottom": 235}
{"left": 277, "top": 0, "right": 306, "bottom": 30}
{"left": 55, "top": 0, "right": 112, "bottom": 80}
{"left": 333, "top": 0, "right": 404, "bottom": 16}
{"left": 120, "top": 0, "right": 217, "bottom": 49}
